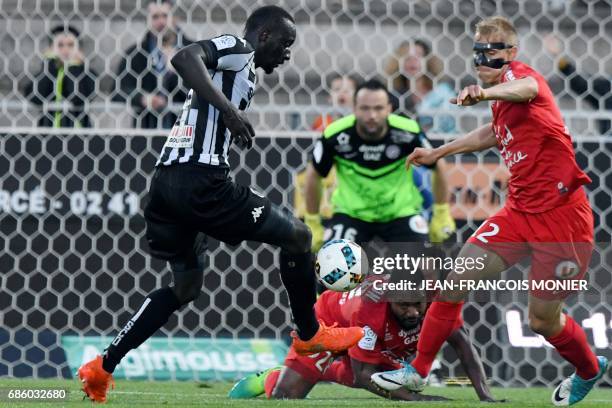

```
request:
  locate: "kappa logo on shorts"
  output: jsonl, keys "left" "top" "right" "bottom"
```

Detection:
{"left": 251, "top": 206, "right": 264, "bottom": 223}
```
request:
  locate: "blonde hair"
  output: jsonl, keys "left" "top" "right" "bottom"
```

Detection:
{"left": 475, "top": 16, "right": 518, "bottom": 46}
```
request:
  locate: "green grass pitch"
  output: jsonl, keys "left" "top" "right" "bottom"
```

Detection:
{"left": 0, "top": 378, "right": 611, "bottom": 407}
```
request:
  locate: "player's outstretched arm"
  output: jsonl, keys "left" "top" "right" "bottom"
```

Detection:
{"left": 451, "top": 77, "right": 538, "bottom": 106}
{"left": 351, "top": 358, "right": 449, "bottom": 401}
{"left": 171, "top": 44, "right": 255, "bottom": 149}
{"left": 480, "top": 76, "right": 538, "bottom": 104}
{"left": 447, "top": 326, "right": 505, "bottom": 402}
{"left": 406, "top": 123, "right": 497, "bottom": 170}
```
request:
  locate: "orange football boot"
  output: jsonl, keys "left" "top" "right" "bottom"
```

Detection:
{"left": 77, "top": 355, "right": 115, "bottom": 403}
{"left": 291, "top": 321, "right": 364, "bottom": 355}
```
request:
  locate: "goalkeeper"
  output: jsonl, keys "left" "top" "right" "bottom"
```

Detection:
{"left": 304, "top": 79, "right": 455, "bottom": 250}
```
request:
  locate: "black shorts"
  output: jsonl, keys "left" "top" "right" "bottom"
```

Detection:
{"left": 144, "top": 164, "right": 272, "bottom": 260}
{"left": 323, "top": 212, "right": 429, "bottom": 244}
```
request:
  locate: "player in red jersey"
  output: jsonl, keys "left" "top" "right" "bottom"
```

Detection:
{"left": 371, "top": 17, "right": 608, "bottom": 406}
{"left": 229, "top": 285, "right": 498, "bottom": 401}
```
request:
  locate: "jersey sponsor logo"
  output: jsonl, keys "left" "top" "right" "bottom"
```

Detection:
{"left": 557, "top": 182, "right": 569, "bottom": 195}
{"left": 503, "top": 150, "right": 528, "bottom": 170}
{"left": 359, "top": 144, "right": 385, "bottom": 161}
{"left": 358, "top": 326, "right": 377, "bottom": 350}
{"left": 385, "top": 145, "right": 401, "bottom": 160}
{"left": 409, "top": 214, "right": 429, "bottom": 234}
{"left": 165, "top": 125, "right": 195, "bottom": 148}
{"left": 398, "top": 328, "right": 420, "bottom": 345}
{"left": 496, "top": 125, "right": 528, "bottom": 170}
{"left": 390, "top": 129, "right": 414, "bottom": 144}
{"left": 554, "top": 260, "right": 580, "bottom": 279}
{"left": 251, "top": 205, "right": 264, "bottom": 223}
{"left": 211, "top": 35, "right": 237, "bottom": 50}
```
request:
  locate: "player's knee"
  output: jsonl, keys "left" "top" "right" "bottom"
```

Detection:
{"left": 528, "top": 315, "right": 557, "bottom": 336}
{"left": 271, "top": 383, "right": 302, "bottom": 399}
{"left": 170, "top": 254, "right": 206, "bottom": 305}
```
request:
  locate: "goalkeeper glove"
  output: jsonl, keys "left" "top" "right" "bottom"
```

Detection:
{"left": 429, "top": 203, "right": 456, "bottom": 243}
{"left": 304, "top": 213, "right": 325, "bottom": 252}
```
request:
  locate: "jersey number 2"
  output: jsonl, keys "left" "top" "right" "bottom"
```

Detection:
{"left": 475, "top": 222, "right": 499, "bottom": 243}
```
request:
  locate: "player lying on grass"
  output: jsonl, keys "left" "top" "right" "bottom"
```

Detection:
{"left": 370, "top": 16, "right": 608, "bottom": 407}
{"left": 229, "top": 284, "right": 499, "bottom": 401}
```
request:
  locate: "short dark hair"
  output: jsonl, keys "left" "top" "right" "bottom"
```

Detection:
{"left": 354, "top": 78, "right": 390, "bottom": 102}
{"left": 245, "top": 6, "right": 294, "bottom": 33}
{"left": 329, "top": 73, "right": 358, "bottom": 87}
{"left": 50, "top": 24, "right": 80, "bottom": 38}
{"left": 147, "top": 0, "right": 173, "bottom": 7}
{"left": 414, "top": 38, "right": 431, "bottom": 55}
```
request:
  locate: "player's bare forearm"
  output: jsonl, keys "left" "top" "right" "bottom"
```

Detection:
{"left": 352, "top": 359, "right": 449, "bottom": 401}
{"left": 304, "top": 163, "right": 323, "bottom": 214}
{"left": 432, "top": 159, "right": 450, "bottom": 204}
{"left": 483, "top": 76, "right": 538, "bottom": 103}
{"left": 171, "top": 44, "right": 233, "bottom": 115}
{"left": 447, "top": 326, "right": 497, "bottom": 402}
{"left": 435, "top": 123, "right": 497, "bottom": 158}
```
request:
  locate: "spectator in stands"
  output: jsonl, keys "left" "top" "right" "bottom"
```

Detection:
{"left": 311, "top": 74, "right": 357, "bottom": 131}
{"left": 384, "top": 39, "right": 456, "bottom": 133}
{"left": 385, "top": 39, "right": 433, "bottom": 114}
{"left": 114, "top": 0, "right": 192, "bottom": 129}
{"left": 413, "top": 65, "right": 457, "bottom": 133}
{"left": 543, "top": 33, "right": 612, "bottom": 135}
{"left": 24, "top": 25, "right": 96, "bottom": 128}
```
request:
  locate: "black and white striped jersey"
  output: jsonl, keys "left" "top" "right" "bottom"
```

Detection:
{"left": 156, "top": 34, "right": 256, "bottom": 168}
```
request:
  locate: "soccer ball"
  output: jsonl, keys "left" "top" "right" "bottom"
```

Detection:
{"left": 315, "top": 239, "right": 366, "bottom": 292}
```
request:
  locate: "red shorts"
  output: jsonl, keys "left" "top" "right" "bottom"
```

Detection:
{"left": 284, "top": 349, "right": 399, "bottom": 385}
{"left": 284, "top": 298, "right": 347, "bottom": 384}
{"left": 467, "top": 189, "right": 594, "bottom": 300}
{"left": 284, "top": 348, "right": 340, "bottom": 384}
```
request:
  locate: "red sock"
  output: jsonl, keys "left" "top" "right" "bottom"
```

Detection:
{"left": 412, "top": 301, "right": 463, "bottom": 377}
{"left": 264, "top": 369, "right": 281, "bottom": 398}
{"left": 320, "top": 358, "right": 355, "bottom": 387}
{"left": 546, "top": 315, "right": 599, "bottom": 379}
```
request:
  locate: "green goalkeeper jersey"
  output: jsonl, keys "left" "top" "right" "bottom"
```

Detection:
{"left": 311, "top": 114, "right": 435, "bottom": 223}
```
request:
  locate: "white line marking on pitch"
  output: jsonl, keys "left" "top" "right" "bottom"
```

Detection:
{"left": 111, "top": 391, "right": 226, "bottom": 397}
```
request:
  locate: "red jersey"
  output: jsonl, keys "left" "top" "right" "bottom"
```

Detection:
{"left": 491, "top": 61, "right": 591, "bottom": 213}
{"left": 315, "top": 289, "right": 421, "bottom": 368}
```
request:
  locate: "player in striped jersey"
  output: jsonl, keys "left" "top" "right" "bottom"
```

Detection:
{"left": 78, "top": 6, "right": 363, "bottom": 402}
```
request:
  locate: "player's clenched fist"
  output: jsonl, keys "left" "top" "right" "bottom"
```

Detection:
{"left": 450, "top": 84, "right": 486, "bottom": 106}
{"left": 405, "top": 147, "right": 439, "bottom": 169}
